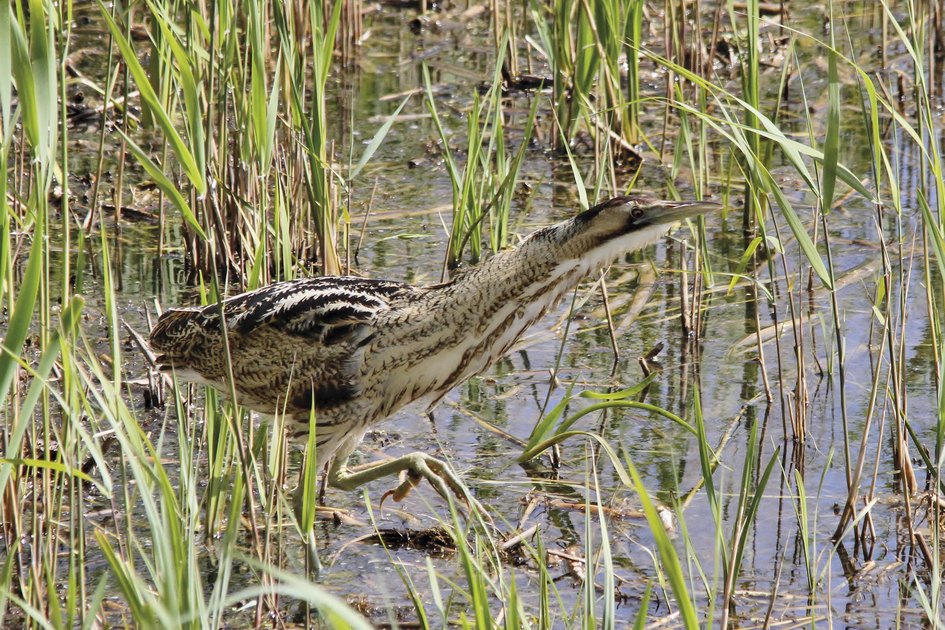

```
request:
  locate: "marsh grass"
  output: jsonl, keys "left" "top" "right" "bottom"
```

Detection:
{"left": 3, "top": 0, "right": 945, "bottom": 627}
{"left": 530, "top": 0, "right": 643, "bottom": 160}
{"left": 423, "top": 46, "right": 540, "bottom": 270}
{"left": 97, "top": 0, "right": 355, "bottom": 282}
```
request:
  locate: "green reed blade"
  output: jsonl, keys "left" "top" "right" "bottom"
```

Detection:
{"left": 350, "top": 95, "right": 410, "bottom": 181}
{"left": 918, "top": 192, "right": 945, "bottom": 282}
{"left": 10, "top": 0, "right": 57, "bottom": 172}
{"left": 820, "top": 49, "right": 841, "bottom": 213}
{"left": 0, "top": 1, "right": 11, "bottom": 130}
{"left": 0, "top": 209, "right": 45, "bottom": 407}
{"left": 97, "top": 1, "right": 205, "bottom": 194}
{"left": 143, "top": 0, "right": 207, "bottom": 179}
{"left": 0, "top": 296, "right": 83, "bottom": 528}
{"left": 116, "top": 127, "right": 207, "bottom": 240}
{"left": 591, "top": 460, "right": 615, "bottom": 628}
{"left": 624, "top": 455, "right": 699, "bottom": 628}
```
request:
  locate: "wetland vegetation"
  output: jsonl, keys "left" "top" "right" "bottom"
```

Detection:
{"left": 1, "top": 0, "right": 944, "bottom": 627}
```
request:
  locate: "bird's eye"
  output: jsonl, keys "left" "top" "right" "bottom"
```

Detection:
{"left": 630, "top": 207, "right": 645, "bottom": 220}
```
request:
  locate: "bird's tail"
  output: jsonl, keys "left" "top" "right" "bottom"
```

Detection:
{"left": 148, "top": 307, "right": 215, "bottom": 370}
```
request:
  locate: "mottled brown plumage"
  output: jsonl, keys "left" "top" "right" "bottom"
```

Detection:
{"left": 149, "top": 195, "right": 718, "bottom": 504}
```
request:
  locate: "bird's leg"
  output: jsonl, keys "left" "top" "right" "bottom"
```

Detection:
{"left": 327, "top": 452, "right": 485, "bottom": 516}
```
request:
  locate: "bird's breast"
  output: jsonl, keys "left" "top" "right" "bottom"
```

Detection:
{"left": 366, "top": 269, "right": 578, "bottom": 415}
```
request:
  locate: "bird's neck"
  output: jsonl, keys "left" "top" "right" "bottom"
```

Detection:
{"left": 455, "top": 216, "right": 669, "bottom": 297}
{"left": 368, "top": 216, "right": 669, "bottom": 416}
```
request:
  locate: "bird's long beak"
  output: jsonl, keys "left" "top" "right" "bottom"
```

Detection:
{"left": 646, "top": 199, "right": 722, "bottom": 224}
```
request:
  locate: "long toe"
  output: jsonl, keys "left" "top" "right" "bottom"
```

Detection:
{"left": 380, "top": 469, "right": 424, "bottom": 507}
{"left": 419, "top": 455, "right": 492, "bottom": 524}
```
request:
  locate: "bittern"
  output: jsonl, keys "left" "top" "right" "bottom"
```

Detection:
{"left": 149, "top": 195, "right": 717, "bottom": 507}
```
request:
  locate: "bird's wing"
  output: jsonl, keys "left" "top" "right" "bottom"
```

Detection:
{"left": 217, "top": 277, "right": 420, "bottom": 414}
{"left": 152, "top": 277, "right": 423, "bottom": 416}
{"left": 223, "top": 276, "right": 416, "bottom": 345}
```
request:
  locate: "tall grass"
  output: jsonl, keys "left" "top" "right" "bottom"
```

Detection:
{"left": 3, "top": 0, "right": 945, "bottom": 627}
{"left": 1, "top": 8, "right": 61, "bottom": 623}
{"left": 423, "top": 48, "right": 539, "bottom": 270}
{"left": 530, "top": 0, "right": 642, "bottom": 157}
{"left": 97, "top": 0, "right": 353, "bottom": 282}
{"left": 0, "top": 0, "right": 377, "bottom": 626}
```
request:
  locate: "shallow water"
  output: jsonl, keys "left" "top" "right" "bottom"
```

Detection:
{"left": 19, "top": 0, "right": 945, "bottom": 626}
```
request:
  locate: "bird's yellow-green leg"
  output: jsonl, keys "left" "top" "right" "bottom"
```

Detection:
{"left": 327, "top": 452, "right": 486, "bottom": 516}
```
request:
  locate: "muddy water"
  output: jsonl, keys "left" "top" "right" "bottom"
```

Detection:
{"left": 52, "top": 0, "right": 944, "bottom": 626}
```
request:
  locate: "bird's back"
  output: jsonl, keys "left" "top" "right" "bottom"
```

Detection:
{"left": 149, "top": 276, "right": 423, "bottom": 421}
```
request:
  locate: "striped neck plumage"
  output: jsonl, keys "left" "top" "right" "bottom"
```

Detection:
{"left": 510, "top": 195, "right": 719, "bottom": 277}
{"left": 437, "top": 195, "right": 720, "bottom": 324}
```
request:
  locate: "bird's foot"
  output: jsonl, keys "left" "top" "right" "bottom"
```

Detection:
{"left": 378, "top": 452, "right": 487, "bottom": 517}
{"left": 329, "top": 451, "right": 492, "bottom": 525}
{"left": 380, "top": 469, "right": 423, "bottom": 505}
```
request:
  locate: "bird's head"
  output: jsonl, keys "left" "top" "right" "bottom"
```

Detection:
{"left": 574, "top": 194, "right": 720, "bottom": 245}
{"left": 531, "top": 194, "right": 721, "bottom": 268}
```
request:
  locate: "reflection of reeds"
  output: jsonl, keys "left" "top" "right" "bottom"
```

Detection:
{"left": 337, "top": 0, "right": 364, "bottom": 64}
